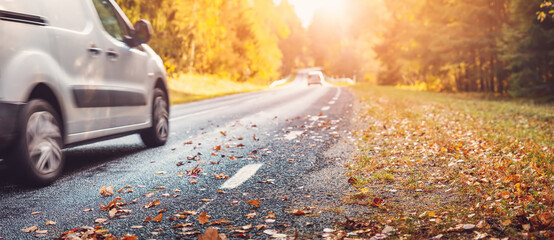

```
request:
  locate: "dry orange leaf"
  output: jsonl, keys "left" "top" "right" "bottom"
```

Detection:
{"left": 31, "top": 211, "right": 42, "bottom": 215}
{"left": 198, "top": 212, "right": 210, "bottom": 225}
{"left": 201, "top": 199, "right": 212, "bottom": 202}
{"left": 171, "top": 223, "right": 194, "bottom": 229}
{"left": 181, "top": 210, "right": 197, "bottom": 215}
{"left": 211, "top": 219, "right": 231, "bottom": 225}
{"left": 143, "top": 216, "right": 151, "bottom": 222}
{"left": 266, "top": 212, "right": 276, "bottom": 219}
{"left": 46, "top": 220, "right": 57, "bottom": 225}
{"left": 144, "top": 199, "right": 161, "bottom": 209}
{"left": 247, "top": 200, "right": 261, "bottom": 207}
{"left": 292, "top": 210, "right": 306, "bottom": 216}
{"left": 213, "top": 145, "right": 222, "bottom": 151}
{"left": 100, "top": 185, "right": 114, "bottom": 197}
{"left": 21, "top": 225, "right": 37, "bottom": 233}
{"left": 198, "top": 227, "right": 224, "bottom": 240}
{"left": 152, "top": 213, "right": 163, "bottom": 222}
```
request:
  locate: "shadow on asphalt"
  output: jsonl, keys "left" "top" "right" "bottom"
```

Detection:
{"left": 0, "top": 143, "right": 146, "bottom": 190}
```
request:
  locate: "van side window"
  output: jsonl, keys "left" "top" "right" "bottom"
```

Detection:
{"left": 91, "top": 0, "right": 127, "bottom": 42}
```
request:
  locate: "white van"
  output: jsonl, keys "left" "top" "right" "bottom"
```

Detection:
{"left": 0, "top": 0, "right": 169, "bottom": 186}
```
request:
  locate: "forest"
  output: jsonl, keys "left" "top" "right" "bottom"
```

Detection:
{"left": 115, "top": 0, "right": 554, "bottom": 99}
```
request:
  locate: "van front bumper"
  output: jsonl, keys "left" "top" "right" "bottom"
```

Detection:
{"left": 0, "top": 102, "right": 24, "bottom": 154}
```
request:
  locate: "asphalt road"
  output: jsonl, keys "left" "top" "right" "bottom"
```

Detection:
{"left": 0, "top": 77, "right": 357, "bottom": 239}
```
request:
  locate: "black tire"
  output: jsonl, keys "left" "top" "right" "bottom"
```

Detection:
{"left": 8, "top": 99, "right": 64, "bottom": 186}
{"left": 141, "top": 89, "right": 169, "bottom": 147}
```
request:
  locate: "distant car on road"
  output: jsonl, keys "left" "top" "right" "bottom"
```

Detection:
{"left": 307, "top": 71, "right": 324, "bottom": 86}
{"left": 0, "top": 0, "right": 169, "bottom": 186}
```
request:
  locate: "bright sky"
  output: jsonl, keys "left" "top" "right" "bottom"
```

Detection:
{"left": 274, "top": 0, "right": 345, "bottom": 28}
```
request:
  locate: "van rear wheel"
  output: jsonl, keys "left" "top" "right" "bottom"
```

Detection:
{"left": 141, "top": 89, "right": 169, "bottom": 147}
{"left": 8, "top": 99, "right": 64, "bottom": 186}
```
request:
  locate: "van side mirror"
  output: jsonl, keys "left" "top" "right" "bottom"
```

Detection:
{"left": 126, "top": 19, "right": 152, "bottom": 47}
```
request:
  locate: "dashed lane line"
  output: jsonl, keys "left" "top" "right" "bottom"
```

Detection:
{"left": 220, "top": 164, "right": 263, "bottom": 189}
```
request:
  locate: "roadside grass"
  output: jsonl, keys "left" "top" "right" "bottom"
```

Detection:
{"left": 345, "top": 84, "right": 554, "bottom": 239}
{"left": 168, "top": 74, "right": 267, "bottom": 105}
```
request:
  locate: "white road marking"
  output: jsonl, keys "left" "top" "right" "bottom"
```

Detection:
{"left": 284, "top": 131, "right": 304, "bottom": 140}
{"left": 169, "top": 106, "right": 228, "bottom": 122}
{"left": 333, "top": 87, "right": 342, "bottom": 101}
{"left": 221, "top": 164, "right": 263, "bottom": 189}
{"left": 321, "top": 106, "right": 331, "bottom": 111}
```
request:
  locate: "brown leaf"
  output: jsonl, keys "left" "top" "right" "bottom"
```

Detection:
{"left": 31, "top": 211, "right": 42, "bottom": 215}
{"left": 247, "top": 200, "right": 261, "bottom": 207}
{"left": 371, "top": 197, "right": 383, "bottom": 207}
{"left": 213, "top": 173, "right": 229, "bottom": 180}
{"left": 100, "top": 185, "right": 114, "bottom": 197}
{"left": 267, "top": 212, "right": 276, "bottom": 219}
{"left": 198, "top": 212, "right": 210, "bottom": 225}
{"left": 220, "top": 131, "right": 227, "bottom": 136}
{"left": 181, "top": 210, "right": 197, "bottom": 215}
{"left": 21, "top": 225, "right": 37, "bottom": 233}
{"left": 83, "top": 208, "right": 93, "bottom": 212}
{"left": 292, "top": 210, "right": 306, "bottom": 216}
{"left": 35, "top": 230, "right": 48, "bottom": 234}
{"left": 201, "top": 199, "right": 212, "bottom": 202}
{"left": 171, "top": 223, "right": 193, "bottom": 229}
{"left": 109, "top": 208, "right": 117, "bottom": 218}
{"left": 95, "top": 218, "right": 108, "bottom": 224}
{"left": 184, "top": 141, "right": 193, "bottom": 145}
{"left": 213, "top": 145, "right": 222, "bottom": 151}
{"left": 45, "top": 220, "right": 56, "bottom": 226}
{"left": 198, "top": 227, "right": 225, "bottom": 240}
{"left": 211, "top": 219, "right": 231, "bottom": 225}
{"left": 152, "top": 213, "right": 163, "bottom": 222}
{"left": 143, "top": 216, "right": 152, "bottom": 222}
{"left": 144, "top": 199, "right": 161, "bottom": 209}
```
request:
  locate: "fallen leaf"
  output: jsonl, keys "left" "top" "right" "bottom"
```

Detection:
{"left": 143, "top": 216, "right": 151, "bottom": 222}
{"left": 83, "top": 208, "right": 93, "bottom": 212}
{"left": 155, "top": 171, "right": 166, "bottom": 175}
{"left": 100, "top": 185, "right": 114, "bottom": 197}
{"left": 21, "top": 225, "right": 37, "bottom": 233}
{"left": 201, "top": 199, "right": 212, "bottom": 202}
{"left": 152, "top": 213, "right": 163, "bottom": 222}
{"left": 144, "top": 192, "right": 155, "bottom": 198}
{"left": 36, "top": 230, "right": 48, "bottom": 234}
{"left": 94, "top": 218, "right": 108, "bottom": 224}
{"left": 199, "top": 227, "right": 226, "bottom": 240}
{"left": 198, "top": 212, "right": 210, "bottom": 225}
{"left": 116, "top": 185, "right": 132, "bottom": 193}
{"left": 31, "top": 212, "right": 41, "bottom": 215}
{"left": 171, "top": 223, "right": 193, "bottom": 229}
{"left": 184, "top": 141, "right": 193, "bottom": 145}
{"left": 109, "top": 208, "right": 117, "bottom": 218}
{"left": 247, "top": 200, "right": 261, "bottom": 207}
{"left": 213, "top": 173, "right": 229, "bottom": 180}
{"left": 371, "top": 197, "right": 383, "bottom": 207}
{"left": 211, "top": 219, "right": 231, "bottom": 225}
{"left": 131, "top": 225, "right": 143, "bottom": 229}
{"left": 181, "top": 210, "right": 198, "bottom": 215}
{"left": 45, "top": 221, "right": 56, "bottom": 226}
{"left": 190, "top": 180, "right": 198, "bottom": 184}
{"left": 267, "top": 211, "right": 276, "bottom": 219}
{"left": 144, "top": 199, "right": 161, "bottom": 209}
{"left": 213, "top": 145, "right": 222, "bottom": 151}
{"left": 292, "top": 210, "right": 306, "bottom": 215}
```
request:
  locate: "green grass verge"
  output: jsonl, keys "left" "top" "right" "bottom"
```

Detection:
{"left": 344, "top": 84, "right": 553, "bottom": 239}
{"left": 168, "top": 74, "right": 268, "bottom": 105}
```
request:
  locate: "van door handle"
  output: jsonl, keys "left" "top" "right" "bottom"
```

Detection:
{"left": 87, "top": 46, "right": 102, "bottom": 56}
{"left": 106, "top": 49, "right": 119, "bottom": 60}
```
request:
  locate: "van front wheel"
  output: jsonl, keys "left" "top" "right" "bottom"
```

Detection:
{"left": 141, "top": 89, "right": 169, "bottom": 147}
